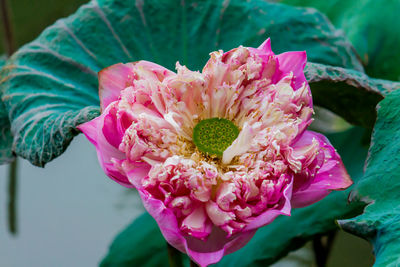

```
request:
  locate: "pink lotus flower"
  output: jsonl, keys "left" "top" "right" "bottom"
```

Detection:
{"left": 78, "top": 38, "right": 352, "bottom": 267}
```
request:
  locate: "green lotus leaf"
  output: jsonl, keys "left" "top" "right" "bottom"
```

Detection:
{"left": 100, "top": 212, "right": 169, "bottom": 267}
{"left": 282, "top": 0, "right": 400, "bottom": 81}
{"left": 339, "top": 89, "right": 400, "bottom": 266}
{"left": 305, "top": 62, "right": 400, "bottom": 128}
{"left": 0, "top": 55, "right": 14, "bottom": 164}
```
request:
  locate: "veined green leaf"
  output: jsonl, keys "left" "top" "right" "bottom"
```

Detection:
{"left": 306, "top": 62, "right": 400, "bottom": 128}
{"left": 0, "top": 55, "right": 14, "bottom": 164}
{"left": 100, "top": 212, "right": 170, "bottom": 267}
{"left": 282, "top": 0, "right": 400, "bottom": 81}
{"left": 339, "top": 90, "right": 400, "bottom": 266}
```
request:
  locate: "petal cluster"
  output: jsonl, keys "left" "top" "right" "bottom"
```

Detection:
{"left": 78, "top": 38, "right": 352, "bottom": 267}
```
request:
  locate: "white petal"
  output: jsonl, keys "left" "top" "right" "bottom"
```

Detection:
{"left": 222, "top": 122, "right": 260, "bottom": 164}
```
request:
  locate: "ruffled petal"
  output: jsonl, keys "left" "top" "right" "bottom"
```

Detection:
{"left": 99, "top": 61, "right": 174, "bottom": 111}
{"left": 222, "top": 122, "right": 260, "bottom": 164}
{"left": 244, "top": 177, "right": 293, "bottom": 231}
{"left": 139, "top": 190, "right": 187, "bottom": 251}
{"left": 291, "top": 131, "right": 352, "bottom": 208}
{"left": 99, "top": 63, "right": 134, "bottom": 111}
{"left": 164, "top": 63, "right": 205, "bottom": 117}
{"left": 134, "top": 60, "right": 175, "bottom": 81}
{"left": 140, "top": 190, "right": 256, "bottom": 267}
{"left": 181, "top": 206, "right": 212, "bottom": 240}
{"left": 121, "top": 160, "right": 151, "bottom": 189}
{"left": 78, "top": 105, "right": 133, "bottom": 188}
{"left": 276, "top": 51, "right": 307, "bottom": 91}
{"left": 102, "top": 104, "right": 125, "bottom": 148}
{"left": 184, "top": 227, "right": 256, "bottom": 267}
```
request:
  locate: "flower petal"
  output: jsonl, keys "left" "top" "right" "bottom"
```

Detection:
{"left": 184, "top": 227, "right": 256, "bottom": 267}
{"left": 222, "top": 122, "right": 260, "bottom": 164}
{"left": 257, "top": 37, "right": 273, "bottom": 55}
{"left": 139, "top": 190, "right": 187, "bottom": 251}
{"left": 121, "top": 160, "right": 151, "bottom": 189}
{"left": 291, "top": 131, "right": 353, "bottom": 208}
{"left": 181, "top": 206, "right": 212, "bottom": 240}
{"left": 99, "top": 63, "right": 134, "bottom": 111}
{"left": 102, "top": 104, "right": 125, "bottom": 148}
{"left": 99, "top": 61, "right": 174, "bottom": 111}
{"left": 140, "top": 190, "right": 257, "bottom": 267}
{"left": 78, "top": 105, "right": 132, "bottom": 187}
{"left": 276, "top": 51, "right": 307, "bottom": 91}
{"left": 244, "top": 177, "right": 293, "bottom": 231}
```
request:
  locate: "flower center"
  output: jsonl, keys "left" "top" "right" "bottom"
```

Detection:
{"left": 193, "top": 118, "right": 239, "bottom": 157}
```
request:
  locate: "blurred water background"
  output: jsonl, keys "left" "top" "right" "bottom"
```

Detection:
{"left": 0, "top": 136, "right": 144, "bottom": 266}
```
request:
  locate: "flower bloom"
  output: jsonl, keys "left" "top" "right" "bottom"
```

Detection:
{"left": 79, "top": 38, "right": 352, "bottom": 266}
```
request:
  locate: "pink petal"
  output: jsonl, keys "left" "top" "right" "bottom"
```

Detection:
{"left": 134, "top": 60, "right": 175, "bottom": 81}
{"left": 248, "top": 38, "right": 273, "bottom": 59}
{"left": 139, "top": 190, "right": 187, "bottom": 251}
{"left": 99, "top": 61, "right": 174, "bottom": 111}
{"left": 99, "top": 63, "right": 134, "bottom": 111}
{"left": 223, "top": 122, "right": 259, "bottom": 164}
{"left": 206, "top": 201, "right": 235, "bottom": 227}
{"left": 164, "top": 63, "right": 205, "bottom": 118}
{"left": 122, "top": 161, "right": 151, "bottom": 189}
{"left": 102, "top": 104, "right": 125, "bottom": 148}
{"left": 181, "top": 206, "right": 212, "bottom": 240}
{"left": 257, "top": 38, "right": 273, "bottom": 54}
{"left": 291, "top": 131, "right": 353, "bottom": 208}
{"left": 290, "top": 186, "right": 330, "bottom": 209}
{"left": 276, "top": 51, "right": 307, "bottom": 90}
{"left": 244, "top": 177, "right": 293, "bottom": 231}
{"left": 184, "top": 227, "right": 256, "bottom": 267}
{"left": 78, "top": 106, "right": 133, "bottom": 188}
{"left": 139, "top": 191, "right": 257, "bottom": 267}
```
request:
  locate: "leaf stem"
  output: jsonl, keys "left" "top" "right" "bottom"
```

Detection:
{"left": 0, "top": 0, "right": 15, "bottom": 55}
{"left": 1, "top": 0, "right": 18, "bottom": 235}
{"left": 312, "top": 231, "right": 337, "bottom": 267}
{"left": 7, "top": 159, "right": 18, "bottom": 235}
{"left": 190, "top": 259, "right": 198, "bottom": 267}
{"left": 167, "top": 243, "right": 183, "bottom": 267}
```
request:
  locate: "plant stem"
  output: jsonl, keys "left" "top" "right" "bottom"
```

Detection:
{"left": 190, "top": 259, "right": 198, "bottom": 267}
{"left": 313, "top": 231, "right": 337, "bottom": 267}
{"left": 167, "top": 243, "right": 183, "bottom": 267}
{"left": 1, "top": 0, "right": 18, "bottom": 236}
{"left": 7, "top": 159, "right": 18, "bottom": 235}
{"left": 0, "top": 0, "right": 15, "bottom": 55}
